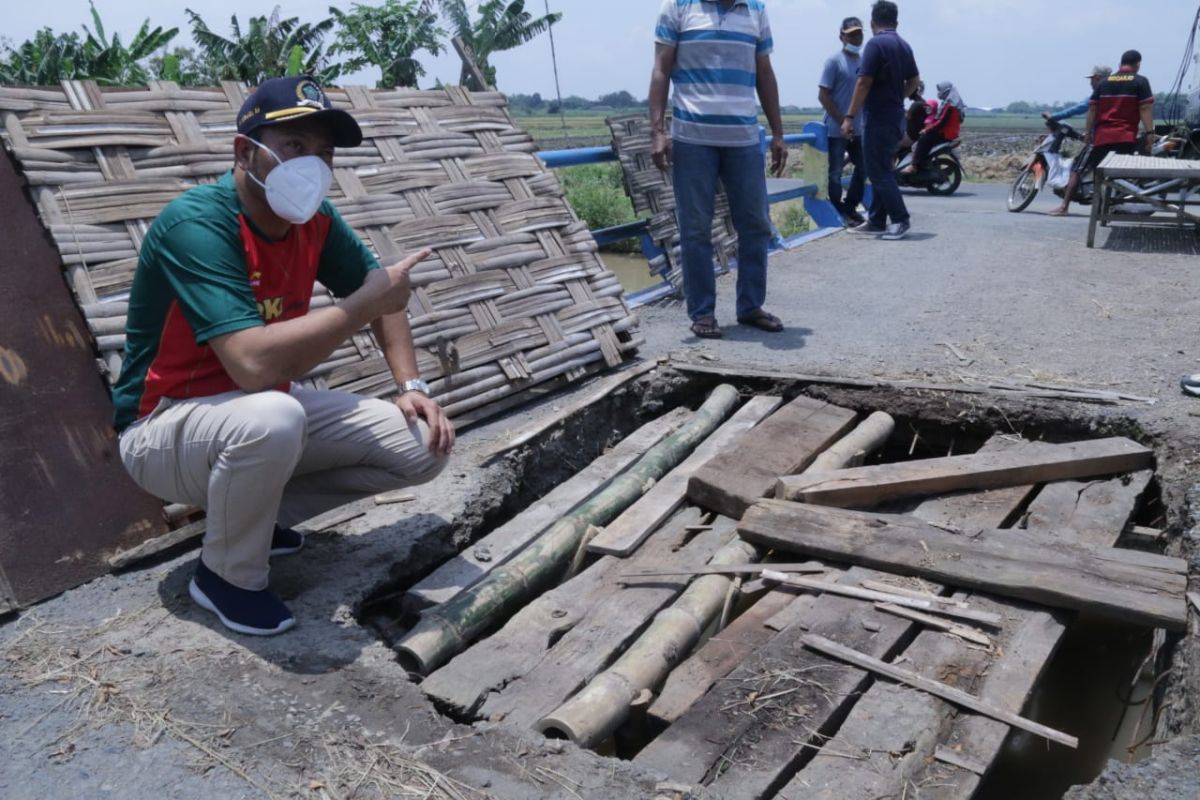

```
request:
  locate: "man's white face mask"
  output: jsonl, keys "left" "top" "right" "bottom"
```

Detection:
{"left": 844, "top": 43, "right": 863, "bottom": 55}
{"left": 245, "top": 138, "right": 333, "bottom": 225}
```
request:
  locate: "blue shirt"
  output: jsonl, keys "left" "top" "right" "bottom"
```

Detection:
{"left": 819, "top": 49, "right": 863, "bottom": 139}
{"left": 1050, "top": 98, "right": 1090, "bottom": 121}
{"left": 655, "top": 0, "right": 774, "bottom": 147}
{"left": 859, "top": 29, "right": 918, "bottom": 131}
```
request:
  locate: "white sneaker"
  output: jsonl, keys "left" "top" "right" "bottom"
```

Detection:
{"left": 880, "top": 222, "right": 911, "bottom": 241}
{"left": 1181, "top": 375, "right": 1200, "bottom": 396}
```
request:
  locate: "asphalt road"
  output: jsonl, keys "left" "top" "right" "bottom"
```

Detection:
{"left": 637, "top": 182, "right": 1200, "bottom": 418}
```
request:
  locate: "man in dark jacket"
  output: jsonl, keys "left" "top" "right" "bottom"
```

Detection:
{"left": 841, "top": 1, "right": 920, "bottom": 241}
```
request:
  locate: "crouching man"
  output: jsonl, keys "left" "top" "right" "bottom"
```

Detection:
{"left": 113, "top": 76, "right": 454, "bottom": 636}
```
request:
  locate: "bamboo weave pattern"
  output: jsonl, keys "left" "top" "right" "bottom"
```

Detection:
{"left": 0, "top": 81, "right": 640, "bottom": 421}
{"left": 606, "top": 114, "right": 738, "bottom": 291}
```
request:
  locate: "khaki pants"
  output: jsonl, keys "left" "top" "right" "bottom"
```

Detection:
{"left": 119, "top": 386, "right": 447, "bottom": 590}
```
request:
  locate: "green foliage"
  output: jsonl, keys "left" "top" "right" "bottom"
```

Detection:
{"left": 147, "top": 46, "right": 222, "bottom": 85}
{"left": 438, "top": 0, "right": 560, "bottom": 89}
{"left": 771, "top": 201, "right": 810, "bottom": 239}
{"left": 560, "top": 163, "right": 639, "bottom": 252}
{"left": 185, "top": 6, "right": 340, "bottom": 84}
{"left": 328, "top": 0, "right": 445, "bottom": 88}
{"left": 0, "top": 3, "right": 177, "bottom": 86}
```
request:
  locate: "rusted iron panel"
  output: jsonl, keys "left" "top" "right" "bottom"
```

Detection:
{"left": 0, "top": 149, "right": 166, "bottom": 612}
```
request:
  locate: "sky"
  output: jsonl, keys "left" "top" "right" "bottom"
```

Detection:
{"left": 7, "top": 1, "right": 1200, "bottom": 109}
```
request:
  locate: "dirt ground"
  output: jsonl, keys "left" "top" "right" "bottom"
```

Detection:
{"left": 3, "top": 183, "right": 1200, "bottom": 799}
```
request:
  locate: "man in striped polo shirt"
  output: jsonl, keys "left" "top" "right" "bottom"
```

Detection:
{"left": 649, "top": 0, "right": 788, "bottom": 340}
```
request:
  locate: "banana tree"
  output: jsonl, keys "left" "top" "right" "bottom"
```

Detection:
{"left": 437, "top": 0, "right": 560, "bottom": 90}
{"left": 328, "top": 1, "right": 445, "bottom": 89}
{"left": 185, "top": 6, "right": 342, "bottom": 84}
{"left": 80, "top": 1, "right": 179, "bottom": 85}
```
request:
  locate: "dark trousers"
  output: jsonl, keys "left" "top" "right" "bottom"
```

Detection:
{"left": 912, "top": 131, "right": 948, "bottom": 169}
{"left": 863, "top": 124, "right": 910, "bottom": 227}
{"left": 827, "top": 136, "right": 865, "bottom": 212}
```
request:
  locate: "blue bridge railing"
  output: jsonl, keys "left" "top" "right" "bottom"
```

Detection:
{"left": 536, "top": 121, "right": 843, "bottom": 304}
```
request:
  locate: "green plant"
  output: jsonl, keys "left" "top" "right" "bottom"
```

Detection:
{"left": 185, "top": 6, "right": 341, "bottom": 84}
{"left": 560, "top": 163, "right": 640, "bottom": 253}
{"left": 771, "top": 200, "right": 811, "bottom": 239}
{"left": 329, "top": 0, "right": 445, "bottom": 88}
{"left": 437, "top": 0, "right": 560, "bottom": 89}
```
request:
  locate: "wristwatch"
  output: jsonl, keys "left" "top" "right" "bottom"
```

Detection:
{"left": 400, "top": 378, "right": 430, "bottom": 395}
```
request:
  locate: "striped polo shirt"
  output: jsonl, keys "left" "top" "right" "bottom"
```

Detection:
{"left": 655, "top": 0, "right": 773, "bottom": 147}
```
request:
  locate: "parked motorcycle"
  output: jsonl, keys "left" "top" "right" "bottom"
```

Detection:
{"left": 1007, "top": 119, "right": 1090, "bottom": 212}
{"left": 895, "top": 139, "right": 964, "bottom": 195}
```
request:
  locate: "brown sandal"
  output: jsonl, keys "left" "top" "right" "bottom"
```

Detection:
{"left": 737, "top": 309, "right": 784, "bottom": 333}
{"left": 690, "top": 316, "right": 722, "bottom": 339}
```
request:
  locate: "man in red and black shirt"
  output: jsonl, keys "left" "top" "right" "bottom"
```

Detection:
{"left": 1052, "top": 50, "right": 1155, "bottom": 216}
{"left": 114, "top": 76, "right": 454, "bottom": 636}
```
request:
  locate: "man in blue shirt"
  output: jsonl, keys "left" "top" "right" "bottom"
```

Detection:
{"left": 819, "top": 17, "right": 867, "bottom": 226}
{"left": 650, "top": 0, "right": 789, "bottom": 340}
{"left": 842, "top": 1, "right": 920, "bottom": 241}
{"left": 1044, "top": 66, "right": 1111, "bottom": 122}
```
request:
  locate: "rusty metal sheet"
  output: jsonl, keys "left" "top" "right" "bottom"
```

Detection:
{"left": 0, "top": 149, "right": 166, "bottom": 613}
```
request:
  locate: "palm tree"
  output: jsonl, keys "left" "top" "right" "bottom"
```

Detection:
{"left": 185, "top": 6, "right": 342, "bottom": 85}
{"left": 437, "top": 0, "right": 561, "bottom": 90}
{"left": 328, "top": 1, "right": 445, "bottom": 89}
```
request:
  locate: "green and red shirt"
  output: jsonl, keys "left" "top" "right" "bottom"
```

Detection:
{"left": 112, "top": 171, "right": 379, "bottom": 432}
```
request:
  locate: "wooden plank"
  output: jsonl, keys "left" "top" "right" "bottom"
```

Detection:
{"left": 739, "top": 499, "right": 1186, "bottom": 630}
{"left": 800, "top": 634, "right": 1079, "bottom": 747}
{"left": 420, "top": 508, "right": 729, "bottom": 719}
{"left": 587, "top": 396, "right": 784, "bottom": 556}
{"left": 775, "top": 437, "right": 1152, "bottom": 508}
{"left": 637, "top": 440, "right": 1037, "bottom": 798}
{"left": 618, "top": 562, "right": 825, "bottom": 580}
{"left": 686, "top": 396, "right": 857, "bottom": 519}
{"left": 648, "top": 588, "right": 798, "bottom": 726}
{"left": 872, "top": 603, "right": 992, "bottom": 646}
{"left": 404, "top": 407, "right": 689, "bottom": 610}
{"left": 761, "top": 571, "right": 1004, "bottom": 627}
{"left": 902, "top": 472, "right": 1153, "bottom": 799}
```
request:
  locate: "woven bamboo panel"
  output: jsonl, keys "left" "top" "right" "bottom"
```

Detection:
{"left": 606, "top": 114, "right": 737, "bottom": 290}
{"left": 0, "top": 81, "right": 641, "bottom": 421}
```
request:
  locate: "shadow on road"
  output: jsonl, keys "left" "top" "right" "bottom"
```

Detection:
{"left": 1098, "top": 227, "right": 1200, "bottom": 255}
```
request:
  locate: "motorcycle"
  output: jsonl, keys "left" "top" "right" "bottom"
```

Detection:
{"left": 895, "top": 139, "right": 964, "bottom": 195}
{"left": 1008, "top": 119, "right": 1090, "bottom": 212}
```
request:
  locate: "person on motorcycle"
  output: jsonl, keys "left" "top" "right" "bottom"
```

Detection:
{"left": 899, "top": 82, "right": 931, "bottom": 154}
{"left": 902, "top": 82, "right": 964, "bottom": 176}
{"left": 818, "top": 17, "right": 867, "bottom": 226}
{"left": 1051, "top": 50, "right": 1155, "bottom": 217}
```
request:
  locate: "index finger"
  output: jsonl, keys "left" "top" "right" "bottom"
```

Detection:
{"left": 393, "top": 247, "right": 433, "bottom": 274}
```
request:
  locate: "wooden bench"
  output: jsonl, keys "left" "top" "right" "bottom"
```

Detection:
{"left": 1087, "top": 152, "right": 1200, "bottom": 247}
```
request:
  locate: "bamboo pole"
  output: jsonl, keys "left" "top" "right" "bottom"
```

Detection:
{"left": 395, "top": 384, "right": 741, "bottom": 675}
{"left": 537, "top": 411, "right": 899, "bottom": 746}
{"left": 537, "top": 536, "right": 760, "bottom": 747}
{"left": 801, "top": 411, "right": 895, "bottom": 474}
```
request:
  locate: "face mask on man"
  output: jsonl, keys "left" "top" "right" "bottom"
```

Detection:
{"left": 844, "top": 43, "right": 863, "bottom": 55}
{"left": 244, "top": 138, "right": 333, "bottom": 224}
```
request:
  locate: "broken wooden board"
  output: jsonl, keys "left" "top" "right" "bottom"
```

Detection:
{"left": 739, "top": 499, "right": 1187, "bottom": 630}
{"left": 774, "top": 461, "right": 1150, "bottom": 799}
{"left": 405, "top": 407, "right": 689, "bottom": 610}
{"left": 900, "top": 473, "right": 1153, "bottom": 799}
{"left": 686, "top": 396, "right": 856, "bottom": 519}
{"left": 587, "top": 396, "right": 783, "bottom": 557}
{"left": 636, "top": 442, "right": 1037, "bottom": 798}
{"left": 800, "top": 633, "right": 1078, "bottom": 747}
{"left": 776, "top": 437, "right": 1152, "bottom": 509}
{"left": 420, "top": 508, "right": 730, "bottom": 720}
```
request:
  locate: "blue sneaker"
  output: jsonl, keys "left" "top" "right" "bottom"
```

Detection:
{"left": 189, "top": 560, "right": 295, "bottom": 636}
{"left": 270, "top": 525, "right": 305, "bottom": 557}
